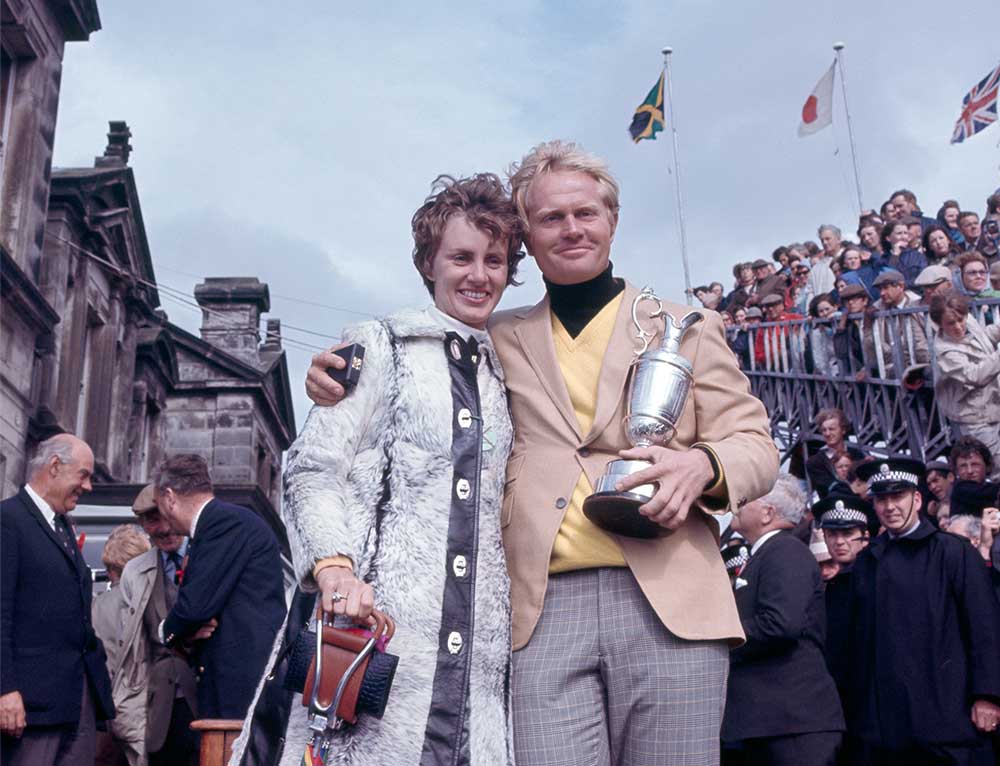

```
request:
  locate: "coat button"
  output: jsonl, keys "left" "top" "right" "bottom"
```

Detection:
{"left": 555, "top": 497, "right": 567, "bottom": 509}
{"left": 578, "top": 447, "right": 591, "bottom": 457}
{"left": 452, "top": 555, "right": 468, "bottom": 578}
{"left": 456, "top": 478, "right": 471, "bottom": 500}
{"left": 447, "top": 631, "right": 463, "bottom": 654}
{"left": 457, "top": 408, "right": 473, "bottom": 428}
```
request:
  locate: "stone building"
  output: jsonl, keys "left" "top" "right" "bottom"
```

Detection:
{"left": 0, "top": 0, "right": 101, "bottom": 492}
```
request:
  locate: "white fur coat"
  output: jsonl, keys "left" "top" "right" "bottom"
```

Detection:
{"left": 230, "top": 308, "right": 514, "bottom": 766}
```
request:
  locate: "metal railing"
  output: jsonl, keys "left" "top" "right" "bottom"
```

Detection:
{"left": 731, "top": 298, "right": 1000, "bottom": 484}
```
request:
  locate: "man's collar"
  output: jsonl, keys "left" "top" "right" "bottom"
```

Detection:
{"left": 189, "top": 497, "right": 213, "bottom": 539}
{"left": 750, "top": 528, "right": 783, "bottom": 556}
{"left": 24, "top": 483, "right": 55, "bottom": 529}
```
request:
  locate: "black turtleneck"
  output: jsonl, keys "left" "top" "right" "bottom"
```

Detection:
{"left": 545, "top": 264, "right": 625, "bottom": 338}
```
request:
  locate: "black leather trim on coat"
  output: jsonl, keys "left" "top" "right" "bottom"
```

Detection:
{"left": 418, "top": 333, "right": 482, "bottom": 766}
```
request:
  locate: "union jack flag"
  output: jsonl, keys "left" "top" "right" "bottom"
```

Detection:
{"left": 951, "top": 62, "right": 1000, "bottom": 144}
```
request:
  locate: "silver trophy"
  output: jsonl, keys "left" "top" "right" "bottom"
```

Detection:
{"left": 582, "top": 287, "right": 703, "bottom": 539}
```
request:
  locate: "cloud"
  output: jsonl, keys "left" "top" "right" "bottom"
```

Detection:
{"left": 52, "top": 0, "right": 1000, "bottom": 431}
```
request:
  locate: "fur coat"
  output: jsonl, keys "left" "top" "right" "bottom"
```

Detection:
{"left": 229, "top": 308, "right": 515, "bottom": 766}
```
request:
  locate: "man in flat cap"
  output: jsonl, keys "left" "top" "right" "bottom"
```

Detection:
{"left": 846, "top": 458, "right": 1000, "bottom": 764}
{"left": 754, "top": 292, "right": 803, "bottom": 369}
{"left": 863, "top": 270, "right": 928, "bottom": 379}
{"left": 913, "top": 264, "right": 954, "bottom": 305}
{"left": 748, "top": 258, "right": 787, "bottom": 306}
{"left": 834, "top": 283, "right": 870, "bottom": 375}
{"left": 115, "top": 484, "right": 199, "bottom": 766}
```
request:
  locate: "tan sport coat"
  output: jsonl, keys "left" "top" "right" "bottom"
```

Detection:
{"left": 489, "top": 281, "right": 779, "bottom": 650}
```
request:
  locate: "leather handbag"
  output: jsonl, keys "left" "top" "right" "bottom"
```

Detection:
{"left": 283, "top": 604, "right": 398, "bottom": 726}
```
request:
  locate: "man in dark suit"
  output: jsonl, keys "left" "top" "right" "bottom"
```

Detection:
{"left": 722, "top": 473, "right": 844, "bottom": 766}
{"left": 1, "top": 434, "right": 115, "bottom": 765}
{"left": 154, "top": 454, "right": 286, "bottom": 720}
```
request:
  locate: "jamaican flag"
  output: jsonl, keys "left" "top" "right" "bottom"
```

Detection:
{"left": 628, "top": 72, "right": 665, "bottom": 143}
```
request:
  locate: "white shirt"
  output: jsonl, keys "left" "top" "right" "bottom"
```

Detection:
{"left": 428, "top": 305, "right": 490, "bottom": 344}
{"left": 750, "top": 529, "right": 783, "bottom": 556}
{"left": 24, "top": 483, "right": 57, "bottom": 530}
{"left": 889, "top": 517, "right": 922, "bottom": 540}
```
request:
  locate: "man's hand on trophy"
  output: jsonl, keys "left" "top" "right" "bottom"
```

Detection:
{"left": 316, "top": 564, "right": 375, "bottom": 623}
{"left": 306, "top": 346, "right": 349, "bottom": 405}
{"left": 615, "top": 446, "right": 714, "bottom": 530}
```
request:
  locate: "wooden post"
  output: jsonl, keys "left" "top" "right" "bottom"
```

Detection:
{"left": 191, "top": 719, "right": 244, "bottom": 766}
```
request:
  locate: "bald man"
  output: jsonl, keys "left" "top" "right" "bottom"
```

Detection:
{"left": 1, "top": 434, "right": 115, "bottom": 766}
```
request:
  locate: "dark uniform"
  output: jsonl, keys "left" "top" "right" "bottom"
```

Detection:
{"left": 849, "top": 460, "right": 1000, "bottom": 765}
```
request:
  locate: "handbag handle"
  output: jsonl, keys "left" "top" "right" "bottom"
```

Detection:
{"left": 307, "top": 603, "right": 395, "bottom": 730}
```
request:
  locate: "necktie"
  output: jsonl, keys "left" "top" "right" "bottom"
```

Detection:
{"left": 168, "top": 552, "right": 184, "bottom": 585}
{"left": 54, "top": 515, "right": 79, "bottom": 558}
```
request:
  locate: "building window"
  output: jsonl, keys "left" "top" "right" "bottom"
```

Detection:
{"left": 0, "top": 47, "right": 16, "bottom": 180}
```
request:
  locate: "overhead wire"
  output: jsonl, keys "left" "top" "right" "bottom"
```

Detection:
{"left": 45, "top": 232, "right": 340, "bottom": 352}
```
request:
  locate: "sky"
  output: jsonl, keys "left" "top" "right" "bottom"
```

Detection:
{"left": 52, "top": 0, "right": 999, "bottom": 431}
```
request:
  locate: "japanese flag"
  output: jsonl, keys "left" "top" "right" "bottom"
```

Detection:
{"left": 798, "top": 61, "right": 835, "bottom": 137}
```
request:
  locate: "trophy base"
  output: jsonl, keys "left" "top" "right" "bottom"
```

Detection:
{"left": 582, "top": 491, "right": 667, "bottom": 539}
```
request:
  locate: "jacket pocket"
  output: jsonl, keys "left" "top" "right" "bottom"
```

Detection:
{"left": 501, "top": 453, "right": 526, "bottom": 528}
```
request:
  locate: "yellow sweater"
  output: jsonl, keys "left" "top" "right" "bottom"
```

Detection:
{"left": 549, "top": 294, "right": 627, "bottom": 573}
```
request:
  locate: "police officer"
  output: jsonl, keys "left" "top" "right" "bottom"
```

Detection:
{"left": 813, "top": 492, "right": 877, "bottom": 765}
{"left": 848, "top": 458, "right": 1000, "bottom": 765}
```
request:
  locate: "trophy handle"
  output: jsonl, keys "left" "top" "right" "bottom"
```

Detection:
{"left": 631, "top": 287, "right": 664, "bottom": 355}
{"left": 661, "top": 310, "right": 704, "bottom": 354}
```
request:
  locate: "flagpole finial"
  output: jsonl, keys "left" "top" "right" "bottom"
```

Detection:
{"left": 833, "top": 42, "right": 845, "bottom": 51}
{"left": 662, "top": 46, "right": 673, "bottom": 56}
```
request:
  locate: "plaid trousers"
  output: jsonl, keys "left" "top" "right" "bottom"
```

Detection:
{"left": 512, "top": 567, "right": 729, "bottom": 766}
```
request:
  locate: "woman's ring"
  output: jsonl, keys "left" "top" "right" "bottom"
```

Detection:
{"left": 330, "top": 591, "right": 346, "bottom": 603}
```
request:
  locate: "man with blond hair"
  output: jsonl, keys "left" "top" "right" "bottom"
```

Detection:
{"left": 306, "top": 141, "right": 778, "bottom": 764}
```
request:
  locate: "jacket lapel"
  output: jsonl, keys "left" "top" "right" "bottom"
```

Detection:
{"left": 585, "top": 282, "right": 650, "bottom": 444}
{"left": 18, "top": 487, "right": 80, "bottom": 570}
{"left": 513, "top": 297, "right": 581, "bottom": 439}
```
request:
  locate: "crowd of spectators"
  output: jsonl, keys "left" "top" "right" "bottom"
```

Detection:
{"left": 693, "top": 187, "right": 1000, "bottom": 476}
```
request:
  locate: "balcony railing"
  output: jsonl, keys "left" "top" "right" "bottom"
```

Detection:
{"left": 732, "top": 298, "right": 1000, "bottom": 492}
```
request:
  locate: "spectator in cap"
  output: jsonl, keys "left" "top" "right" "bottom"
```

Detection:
{"left": 877, "top": 220, "right": 927, "bottom": 287}
{"left": 846, "top": 458, "right": 1000, "bottom": 762}
{"left": 813, "top": 491, "right": 876, "bottom": 763}
{"left": 806, "top": 408, "right": 865, "bottom": 498}
{"left": 753, "top": 292, "right": 803, "bottom": 370}
{"left": 92, "top": 525, "right": 150, "bottom": 766}
{"left": 925, "top": 460, "right": 955, "bottom": 526}
{"left": 956, "top": 251, "right": 1000, "bottom": 299}
{"left": 864, "top": 270, "right": 929, "bottom": 379}
{"left": 923, "top": 224, "right": 959, "bottom": 267}
{"left": 113, "top": 484, "right": 200, "bottom": 766}
{"left": 809, "top": 537, "right": 840, "bottom": 582}
{"left": 748, "top": 258, "right": 787, "bottom": 307}
{"left": 724, "top": 262, "right": 756, "bottom": 312}
{"left": 834, "top": 284, "right": 869, "bottom": 375}
{"left": 913, "top": 264, "right": 954, "bottom": 305}
{"left": 930, "top": 292, "right": 1000, "bottom": 480}
{"left": 722, "top": 474, "right": 844, "bottom": 765}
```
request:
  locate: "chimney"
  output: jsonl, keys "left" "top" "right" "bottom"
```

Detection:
{"left": 260, "top": 318, "right": 283, "bottom": 352}
{"left": 193, "top": 277, "right": 270, "bottom": 366}
{"left": 95, "top": 121, "right": 133, "bottom": 167}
